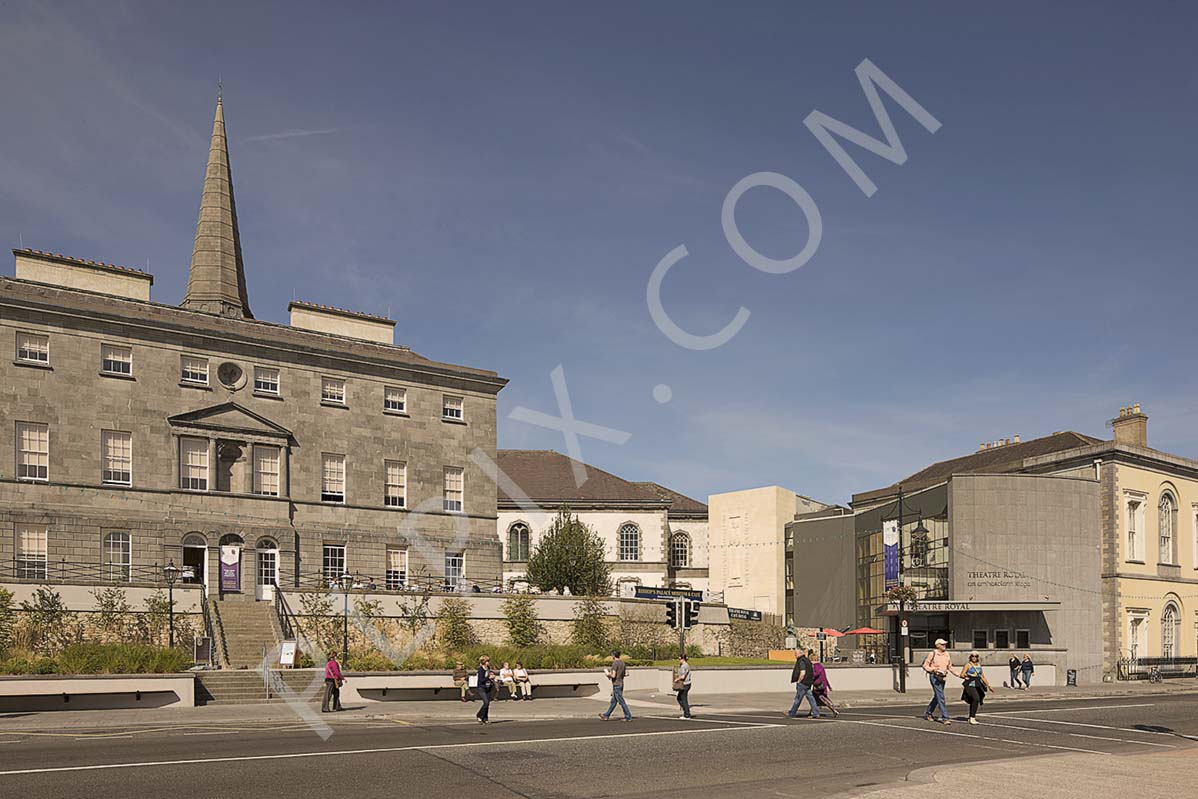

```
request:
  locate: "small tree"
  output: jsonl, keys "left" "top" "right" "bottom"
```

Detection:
{"left": 0, "top": 587, "right": 15, "bottom": 657}
{"left": 526, "top": 507, "right": 611, "bottom": 596}
{"left": 397, "top": 592, "right": 432, "bottom": 638}
{"left": 93, "top": 587, "right": 132, "bottom": 643}
{"left": 502, "top": 593, "right": 544, "bottom": 648}
{"left": 139, "top": 591, "right": 172, "bottom": 647}
{"left": 570, "top": 596, "right": 610, "bottom": 652}
{"left": 20, "top": 586, "right": 73, "bottom": 655}
{"left": 437, "top": 595, "right": 478, "bottom": 651}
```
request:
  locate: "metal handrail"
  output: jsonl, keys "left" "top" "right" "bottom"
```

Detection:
{"left": 198, "top": 582, "right": 218, "bottom": 668}
{"left": 2, "top": 558, "right": 201, "bottom": 586}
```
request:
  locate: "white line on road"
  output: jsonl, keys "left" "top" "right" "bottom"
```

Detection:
{"left": 641, "top": 716, "right": 771, "bottom": 726}
{"left": 977, "top": 720, "right": 1174, "bottom": 748}
{"left": 984, "top": 714, "right": 1179, "bottom": 736}
{"left": 0, "top": 721, "right": 781, "bottom": 777}
{"left": 988, "top": 703, "right": 1155, "bottom": 715}
{"left": 834, "top": 717, "right": 1110, "bottom": 756}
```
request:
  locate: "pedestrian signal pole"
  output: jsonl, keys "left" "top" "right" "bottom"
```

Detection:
{"left": 675, "top": 598, "right": 685, "bottom": 657}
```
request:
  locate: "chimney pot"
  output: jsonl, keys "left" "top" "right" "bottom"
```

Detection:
{"left": 1133, "top": 402, "right": 1141, "bottom": 415}
{"left": 1013, "top": 434, "right": 1021, "bottom": 443}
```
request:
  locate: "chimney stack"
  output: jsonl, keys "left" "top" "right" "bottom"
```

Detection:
{"left": 1112, "top": 404, "right": 1148, "bottom": 448}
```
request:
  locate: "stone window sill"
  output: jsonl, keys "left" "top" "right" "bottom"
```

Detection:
{"left": 253, "top": 391, "right": 283, "bottom": 401}
{"left": 320, "top": 401, "right": 348, "bottom": 409}
{"left": 1126, "top": 560, "right": 1145, "bottom": 565}
{"left": 441, "top": 417, "right": 467, "bottom": 426}
{"left": 180, "top": 381, "right": 211, "bottom": 391}
{"left": 13, "top": 360, "right": 51, "bottom": 370}
{"left": 100, "top": 371, "right": 135, "bottom": 381}
{"left": 384, "top": 409, "right": 410, "bottom": 418}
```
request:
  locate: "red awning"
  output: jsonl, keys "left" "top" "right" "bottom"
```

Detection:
{"left": 843, "top": 627, "right": 886, "bottom": 635}
{"left": 820, "top": 628, "right": 846, "bottom": 637}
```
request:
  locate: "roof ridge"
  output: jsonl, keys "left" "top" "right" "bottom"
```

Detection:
{"left": 288, "top": 299, "right": 395, "bottom": 324}
{"left": 16, "top": 248, "right": 152, "bottom": 277}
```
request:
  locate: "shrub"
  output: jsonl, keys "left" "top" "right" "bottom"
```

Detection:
{"left": 0, "top": 587, "right": 15, "bottom": 658}
{"left": 436, "top": 596, "right": 478, "bottom": 651}
{"left": 20, "top": 586, "right": 75, "bottom": 655}
{"left": 570, "top": 596, "right": 611, "bottom": 651}
{"left": 501, "top": 594, "right": 544, "bottom": 648}
{"left": 345, "top": 647, "right": 395, "bottom": 672}
{"left": 92, "top": 587, "right": 133, "bottom": 643}
{"left": 0, "top": 643, "right": 189, "bottom": 675}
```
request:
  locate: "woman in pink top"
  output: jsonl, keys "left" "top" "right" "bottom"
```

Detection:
{"left": 811, "top": 661, "right": 840, "bottom": 717}
{"left": 322, "top": 651, "right": 344, "bottom": 713}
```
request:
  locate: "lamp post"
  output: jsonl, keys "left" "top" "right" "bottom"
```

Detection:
{"left": 891, "top": 489, "right": 928, "bottom": 694}
{"left": 163, "top": 561, "right": 180, "bottom": 649}
{"left": 338, "top": 572, "right": 353, "bottom": 668}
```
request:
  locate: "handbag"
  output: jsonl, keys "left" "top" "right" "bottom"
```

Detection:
{"left": 672, "top": 677, "right": 686, "bottom": 691}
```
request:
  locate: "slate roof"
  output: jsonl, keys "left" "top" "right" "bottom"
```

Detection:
{"left": 632, "top": 481, "right": 708, "bottom": 517}
{"left": 853, "top": 430, "right": 1103, "bottom": 503}
{"left": 496, "top": 450, "right": 675, "bottom": 509}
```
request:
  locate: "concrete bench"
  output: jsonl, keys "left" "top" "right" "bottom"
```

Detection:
{"left": 0, "top": 674, "right": 196, "bottom": 712}
{"left": 343, "top": 671, "right": 603, "bottom": 702}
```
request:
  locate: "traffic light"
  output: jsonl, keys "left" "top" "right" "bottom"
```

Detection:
{"left": 683, "top": 599, "right": 701, "bottom": 629}
{"left": 665, "top": 599, "right": 679, "bottom": 629}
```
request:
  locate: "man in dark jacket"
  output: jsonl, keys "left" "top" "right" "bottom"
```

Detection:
{"left": 1008, "top": 654, "right": 1022, "bottom": 689}
{"left": 787, "top": 648, "right": 821, "bottom": 718}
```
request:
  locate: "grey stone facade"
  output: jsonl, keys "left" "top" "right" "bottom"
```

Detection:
{"left": 0, "top": 97, "right": 506, "bottom": 598}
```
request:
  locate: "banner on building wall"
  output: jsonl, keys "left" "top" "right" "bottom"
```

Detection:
{"left": 883, "top": 519, "right": 899, "bottom": 590}
{"left": 220, "top": 545, "right": 241, "bottom": 593}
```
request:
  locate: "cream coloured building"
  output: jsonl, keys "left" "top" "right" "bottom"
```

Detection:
{"left": 708, "top": 486, "right": 830, "bottom": 621}
{"left": 496, "top": 450, "right": 708, "bottom": 597}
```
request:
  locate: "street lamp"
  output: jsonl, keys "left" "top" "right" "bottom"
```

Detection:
{"left": 163, "top": 560, "right": 180, "bottom": 648}
{"left": 338, "top": 572, "right": 354, "bottom": 668}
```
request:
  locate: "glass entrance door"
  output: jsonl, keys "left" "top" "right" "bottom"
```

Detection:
{"left": 256, "top": 543, "right": 277, "bottom": 601}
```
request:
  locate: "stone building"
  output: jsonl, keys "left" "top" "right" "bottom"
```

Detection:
{"left": 495, "top": 450, "right": 708, "bottom": 597}
{"left": 791, "top": 405, "right": 1198, "bottom": 684}
{"left": 0, "top": 96, "right": 507, "bottom": 602}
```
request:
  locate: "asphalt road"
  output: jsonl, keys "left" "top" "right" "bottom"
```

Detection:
{"left": 1, "top": 695, "right": 1195, "bottom": 798}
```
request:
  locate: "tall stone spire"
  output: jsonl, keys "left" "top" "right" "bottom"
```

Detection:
{"left": 181, "top": 93, "right": 253, "bottom": 318}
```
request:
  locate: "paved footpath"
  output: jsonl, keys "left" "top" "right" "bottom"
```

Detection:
{"left": 1, "top": 684, "right": 1195, "bottom": 798}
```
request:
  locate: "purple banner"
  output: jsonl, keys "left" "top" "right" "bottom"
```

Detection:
{"left": 220, "top": 545, "right": 241, "bottom": 592}
{"left": 883, "top": 520, "right": 899, "bottom": 590}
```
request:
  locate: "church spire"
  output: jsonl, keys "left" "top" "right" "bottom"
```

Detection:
{"left": 181, "top": 93, "right": 253, "bottom": 319}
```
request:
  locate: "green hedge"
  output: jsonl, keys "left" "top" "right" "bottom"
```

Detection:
{"left": 0, "top": 643, "right": 191, "bottom": 675}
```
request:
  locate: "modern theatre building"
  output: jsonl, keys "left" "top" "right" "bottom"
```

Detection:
{"left": 791, "top": 407, "right": 1198, "bottom": 684}
{"left": 0, "top": 96, "right": 507, "bottom": 599}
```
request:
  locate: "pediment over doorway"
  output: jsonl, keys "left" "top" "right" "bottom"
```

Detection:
{"left": 167, "top": 402, "right": 292, "bottom": 440}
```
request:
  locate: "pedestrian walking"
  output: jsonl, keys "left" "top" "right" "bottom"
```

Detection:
{"left": 812, "top": 659, "right": 840, "bottom": 717}
{"left": 1021, "top": 654, "right": 1035, "bottom": 689}
{"left": 922, "top": 638, "right": 959, "bottom": 724}
{"left": 960, "top": 652, "right": 994, "bottom": 724}
{"left": 674, "top": 653, "right": 693, "bottom": 719}
{"left": 1007, "top": 654, "right": 1022, "bottom": 689}
{"left": 475, "top": 655, "right": 495, "bottom": 724}
{"left": 321, "top": 651, "right": 344, "bottom": 713}
{"left": 787, "top": 648, "right": 821, "bottom": 719}
{"left": 598, "top": 650, "right": 632, "bottom": 721}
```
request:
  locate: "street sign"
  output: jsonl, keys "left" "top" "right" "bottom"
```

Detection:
{"left": 279, "top": 640, "right": 298, "bottom": 667}
{"left": 727, "top": 607, "right": 763, "bottom": 622}
{"left": 816, "top": 632, "right": 828, "bottom": 641}
{"left": 900, "top": 619, "right": 909, "bottom": 637}
{"left": 634, "top": 586, "right": 703, "bottom": 602}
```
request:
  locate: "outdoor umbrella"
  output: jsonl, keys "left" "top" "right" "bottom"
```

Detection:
{"left": 843, "top": 627, "right": 886, "bottom": 635}
{"left": 820, "top": 628, "right": 846, "bottom": 637}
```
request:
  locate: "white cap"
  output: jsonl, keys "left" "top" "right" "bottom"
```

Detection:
{"left": 935, "top": 638, "right": 948, "bottom": 646}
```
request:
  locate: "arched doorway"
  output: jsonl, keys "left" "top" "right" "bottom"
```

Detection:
{"left": 255, "top": 538, "right": 278, "bottom": 601}
{"left": 182, "top": 533, "right": 208, "bottom": 590}
{"left": 218, "top": 533, "right": 245, "bottom": 595}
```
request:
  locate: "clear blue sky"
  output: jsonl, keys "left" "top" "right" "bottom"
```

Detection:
{"left": 3, "top": 1, "right": 1196, "bottom": 505}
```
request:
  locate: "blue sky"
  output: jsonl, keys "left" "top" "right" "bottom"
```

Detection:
{"left": 3, "top": 1, "right": 1196, "bottom": 505}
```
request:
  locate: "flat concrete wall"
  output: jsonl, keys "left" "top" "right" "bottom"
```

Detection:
{"left": 0, "top": 581, "right": 203, "bottom": 613}
{"left": 0, "top": 674, "right": 195, "bottom": 711}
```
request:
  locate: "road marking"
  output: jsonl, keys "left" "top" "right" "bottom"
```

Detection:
{"left": 180, "top": 731, "right": 242, "bottom": 737}
{"left": 985, "top": 714, "right": 1180, "bottom": 736}
{"left": 642, "top": 716, "right": 773, "bottom": 726}
{"left": 0, "top": 722, "right": 781, "bottom": 777}
{"left": 835, "top": 718, "right": 1110, "bottom": 756}
{"left": 988, "top": 703, "right": 1155, "bottom": 715}
{"left": 977, "top": 720, "right": 1174, "bottom": 748}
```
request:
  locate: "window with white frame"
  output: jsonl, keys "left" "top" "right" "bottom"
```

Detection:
{"left": 103, "top": 531, "right": 131, "bottom": 582}
{"left": 507, "top": 523, "right": 530, "bottom": 561}
{"left": 321, "top": 377, "right": 346, "bottom": 405}
{"left": 1126, "top": 494, "right": 1146, "bottom": 562}
{"left": 444, "top": 551, "right": 465, "bottom": 590}
{"left": 670, "top": 532, "right": 691, "bottom": 568}
{"left": 322, "top": 544, "right": 346, "bottom": 582}
{"left": 181, "top": 356, "right": 209, "bottom": 385}
{"left": 386, "top": 548, "right": 408, "bottom": 589}
{"left": 321, "top": 454, "right": 346, "bottom": 503}
{"left": 1162, "top": 602, "right": 1180, "bottom": 659}
{"left": 101, "top": 430, "right": 132, "bottom": 485}
{"left": 442, "top": 394, "right": 463, "bottom": 421}
{"left": 618, "top": 523, "right": 641, "bottom": 562}
{"left": 253, "top": 445, "right": 280, "bottom": 496}
{"left": 384, "top": 386, "right": 406, "bottom": 413}
{"left": 443, "top": 466, "right": 464, "bottom": 512}
{"left": 254, "top": 366, "right": 280, "bottom": 395}
{"left": 1159, "top": 492, "right": 1179, "bottom": 565}
{"left": 100, "top": 344, "right": 132, "bottom": 376}
{"left": 15, "top": 524, "right": 48, "bottom": 579}
{"left": 16, "top": 332, "right": 49, "bottom": 365}
{"left": 384, "top": 460, "right": 406, "bottom": 508}
{"left": 179, "top": 437, "right": 209, "bottom": 491}
{"left": 16, "top": 422, "right": 49, "bottom": 481}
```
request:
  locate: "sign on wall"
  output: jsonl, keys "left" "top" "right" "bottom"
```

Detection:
{"left": 728, "top": 607, "right": 764, "bottom": 622}
{"left": 883, "top": 519, "right": 899, "bottom": 589}
{"left": 220, "top": 545, "right": 241, "bottom": 593}
{"left": 635, "top": 586, "right": 704, "bottom": 602}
